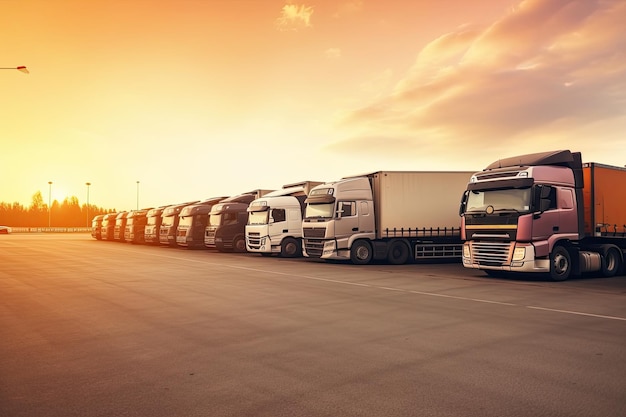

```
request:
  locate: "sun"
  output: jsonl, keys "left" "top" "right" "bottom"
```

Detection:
{"left": 46, "top": 184, "right": 69, "bottom": 205}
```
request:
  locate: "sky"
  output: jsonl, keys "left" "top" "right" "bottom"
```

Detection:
{"left": 1, "top": 0, "right": 625, "bottom": 211}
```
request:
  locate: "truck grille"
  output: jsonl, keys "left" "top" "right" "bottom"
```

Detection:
{"left": 303, "top": 227, "right": 326, "bottom": 258}
{"left": 247, "top": 232, "right": 261, "bottom": 248}
{"left": 303, "top": 239, "right": 324, "bottom": 258}
{"left": 205, "top": 228, "right": 216, "bottom": 245}
{"left": 470, "top": 241, "right": 513, "bottom": 266}
{"left": 303, "top": 227, "right": 326, "bottom": 238}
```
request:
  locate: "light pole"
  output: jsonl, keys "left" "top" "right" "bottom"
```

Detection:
{"left": 86, "top": 182, "right": 91, "bottom": 227}
{"left": 48, "top": 181, "right": 53, "bottom": 228}
{"left": 0, "top": 66, "right": 29, "bottom": 74}
{"left": 136, "top": 181, "right": 140, "bottom": 210}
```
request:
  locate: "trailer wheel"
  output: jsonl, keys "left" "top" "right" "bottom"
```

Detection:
{"left": 387, "top": 240, "right": 410, "bottom": 265}
{"left": 601, "top": 246, "right": 622, "bottom": 277}
{"left": 350, "top": 240, "right": 372, "bottom": 265}
{"left": 281, "top": 237, "right": 301, "bottom": 258}
{"left": 550, "top": 245, "right": 572, "bottom": 281}
{"left": 233, "top": 236, "right": 247, "bottom": 253}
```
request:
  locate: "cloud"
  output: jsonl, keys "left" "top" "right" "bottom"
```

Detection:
{"left": 332, "top": 0, "right": 626, "bottom": 160}
{"left": 276, "top": 3, "right": 314, "bottom": 31}
{"left": 333, "top": 1, "right": 364, "bottom": 19}
{"left": 325, "top": 48, "right": 342, "bottom": 59}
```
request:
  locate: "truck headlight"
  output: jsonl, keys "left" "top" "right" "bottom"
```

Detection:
{"left": 323, "top": 240, "right": 336, "bottom": 255}
{"left": 463, "top": 243, "right": 471, "bottom": 259}
{"left": 512, "top": 246, "right": 526, "bottom": 261}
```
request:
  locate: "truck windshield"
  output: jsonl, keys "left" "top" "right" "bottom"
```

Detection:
{"left": 305, "top": 203, "right": 334, "bottom": 219}
{"left": 209, "top": 214, "right": 222, "bottom": 226}
{"left": 161, "top": 215, "right": 176, "bottom": 227}
{"left": 147, "top": 216, "right": 158, "bottom": 225}
{"left": 179, "top": 216, "right": 193, "bottom": 227}
{"left": 466, "top": 188, "right": 531, "bottom": 213}
{"left": 248, "top": 211, "right": 268, "bottom": 225}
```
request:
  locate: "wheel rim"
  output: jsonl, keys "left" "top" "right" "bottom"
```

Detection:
{"left": 356, "top": 245, "right": 369, "bottom": 260}
{"left": 285, "top": 242, "right": 296, "bottom": 256}
{"left": 553, "top": 253, "right": 569, "bottom": 276}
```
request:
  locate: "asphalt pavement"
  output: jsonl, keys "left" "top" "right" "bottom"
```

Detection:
{"left": 1, "top": 234, "right": 625, "bottom": 417}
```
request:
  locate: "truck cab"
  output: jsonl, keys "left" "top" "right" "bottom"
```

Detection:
{"left": 91, "top": 214, "right": 104, "bottom": 240}
{"left": 303, "top": 177, "right": 376, "bottom": 261}
{"left": 124, "top": 209, "right": 150, "bottom": 244}
{"left": 246, "top": 181, "right": 322, "bottom": 258}
{"left": 113, "top": 211, "right": 129, "bottom": 242}
{"left": 460, "top": 150, "right": 626, "bottom": 280}
{"left": 144, "top": 207, "right": 165, "bottom": 244}
{"left": 159, "top": 202, "right": 199, "bottom": 247}
{"left": 100, "top": 213, "right": 117, "bottom": 241}
{"left": 176, "top": 197, "right": 227, "bottom": 249}
{"left": 205, "top": 190, "right": 273, "bottom": 252}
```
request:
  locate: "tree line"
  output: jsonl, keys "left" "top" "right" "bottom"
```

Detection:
{"left": 0, "top": 191, "right": 116, "bottom": 227}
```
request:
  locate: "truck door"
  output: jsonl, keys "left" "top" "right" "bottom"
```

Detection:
{"left": 531, "top": 185, "right": 559, "bottom": 241}
{"left": 335, "top": 201, "right": 359, "bottom": 240}
{"left": 269, "top": 208, "right": 286, "bottom": 240}
{"left": 287, "top": 208, "right": 301, "bottom": 234}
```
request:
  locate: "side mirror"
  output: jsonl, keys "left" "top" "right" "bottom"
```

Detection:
{"left": 459, "top": 191, "right": 469, "bottom": 216}
{"left": 533, "top": 184, "right": 553, "bottom": 214}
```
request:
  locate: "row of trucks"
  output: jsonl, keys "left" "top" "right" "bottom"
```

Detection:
{"left": 90, "top": 150, "right": 626, "bottom": 280}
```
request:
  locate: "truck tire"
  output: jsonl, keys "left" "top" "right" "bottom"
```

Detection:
{"left": 233, "top": 236, "right": 247, "bottom": 253}
{"left": 387, "top": 240, "right": 410, "bottom": 265}
{"left": 550, "top": 245, "right": 572, "bottom": 281}
{"left": 601, "top": 246, "right": 622, "bottom": 277}
{"left": 350, "top": 240, "right": 372, "bottom": 265}
{"left": 280, "top": 237, "right": 301, "bottom": 258}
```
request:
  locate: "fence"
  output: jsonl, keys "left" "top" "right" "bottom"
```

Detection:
{"left": 9, "top": 227, "right": 92, "bottom": 233}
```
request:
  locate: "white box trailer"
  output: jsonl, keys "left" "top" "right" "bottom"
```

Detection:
{"left": 303, "top": 171, "right": 474, "bottom": 264}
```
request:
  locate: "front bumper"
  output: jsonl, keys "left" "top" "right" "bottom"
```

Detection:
{"left": 462, "top": 242, "right": 550, "bottom": 273}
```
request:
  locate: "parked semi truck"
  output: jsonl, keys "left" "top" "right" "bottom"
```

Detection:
{"left": 160, "top": 201, "right": 199, "bottom": 247}
{"left": 113, "top": 211, "right": 129, "bottom": 242}
{"left": 100, "top": 213, "right": 117, "bottom": 241}
{"left": 176, "top": 197, "right": 227, "bottom": 249}
{"left": 246, "top": 181, "right": 323, "bottom": 257}
{"left": 91, "top": 214, "right": 104, "bottom": 240}
{"left": 205, "top": 190, "right": 273, "bottom": 252}
{"left": 144, "top": 206, "right": 166, "bottom": 244}
{"left": 124, "top": 209, "right": 151, "bottom": 244}
{"left": 460, "top": 150, "right": 626, "bottom": 281}
{"left": 302, "top": 171, "right": 474, "bottom": 264}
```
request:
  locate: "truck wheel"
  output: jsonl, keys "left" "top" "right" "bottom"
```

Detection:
{"left": 280, "top": 237, "right": 301, "bottom": 258}
{"left": 550, "top": 246, "right": 572, "bottom": 281}
{"left": 601, "top": 246, "right": 622, "bottom": 277}
{"left": 233, "top": 236, "right": 247, "bottom": 253}
{"left": 350, "top": 240, "right": 372, "bottom": 265}
{"left": 387, "top": 240, "right": 409, "bottom": 265}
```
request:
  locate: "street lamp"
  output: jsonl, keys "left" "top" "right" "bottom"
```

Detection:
{"left": 0, "top": 66, "right": 29, "bottom": 74}
{"left": 48, "top": 181, "right": 53, "bottom": 228}
{"left": 136, "top": 181, "right": 140, "bottom": 210}
{"left": 86, "top": 182, "right": 91, "bottom": 227}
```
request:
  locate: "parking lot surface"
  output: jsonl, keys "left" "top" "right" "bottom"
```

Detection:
{"left": 1, "top": 234, "right": 625, "bottom": 417}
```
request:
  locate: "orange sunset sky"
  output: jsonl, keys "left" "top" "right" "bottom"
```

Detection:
{"left": 1, "top": 0, "right": 624, "bottom": 211}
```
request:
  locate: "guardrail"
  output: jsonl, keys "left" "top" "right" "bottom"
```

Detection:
{"left": 9, "top": 227, "right": 92, "bottom": 233}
